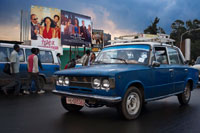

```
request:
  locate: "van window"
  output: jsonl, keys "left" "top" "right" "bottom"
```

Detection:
{"left": 40, "top": 50, "right": 54, "bottom": 63}
{"left": 0, "top": 47, "right": 9, "bottom": 62}
{"left": 25, "top": 49, "right": 32, "bottom": 60}
{"left": 9, "top": 48, "right": 25, "bottom": 62}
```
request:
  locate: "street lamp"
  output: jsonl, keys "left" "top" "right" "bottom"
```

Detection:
{"left": 180, "top": 28, "right": 200, "bottom": 49}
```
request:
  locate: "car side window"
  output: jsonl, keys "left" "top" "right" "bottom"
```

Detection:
{"left": 40, "top": 50, "right": 54, "bottom": 63}
{"left": 154, "top": 47, "right": 168, "bottom": 64}
{"left": 167, "top": 47, "right": 181, "bottom": 65}
{"left": 0, "top": 47, "right": 9, "bottom": 62}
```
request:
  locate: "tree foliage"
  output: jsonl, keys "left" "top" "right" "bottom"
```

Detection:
{"left": 170, "top": 19, "right": 200, "bottom": 60}
{"left": 144, "top": 17, "right": 165, "bottom": 34}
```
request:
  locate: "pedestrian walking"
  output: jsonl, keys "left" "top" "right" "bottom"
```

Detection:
{"left": 56, "top": 53, "right": 61, "bottom": 70}
{"left": 82, "top": 50, "right": 90, "bottom": 66}
{"left": 27, "top": 48, "right": 45, "bottom": 94}
{"left": 89, "top": 52, "right": 96, "bottom": 65}
{"left": 2, "top": 44, "right": 22, "bottom": 95}
{"left": 68, "top": 59, "right": 76, "bottom": 68}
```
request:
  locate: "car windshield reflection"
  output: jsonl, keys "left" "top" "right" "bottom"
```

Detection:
{"left": 95, "top": 46, "right": 149, "bottom": 65}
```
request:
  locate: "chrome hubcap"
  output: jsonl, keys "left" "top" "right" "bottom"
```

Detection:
{"left": 126, "top": 92, "right": 140, "bottom": 115}
{"left": 184, "top": 85, "right": 190, "bottom": 101}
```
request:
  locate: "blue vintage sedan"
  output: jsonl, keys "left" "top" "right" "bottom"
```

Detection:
{"left": 53, "top": 42, "right": 199, "bottom": 120}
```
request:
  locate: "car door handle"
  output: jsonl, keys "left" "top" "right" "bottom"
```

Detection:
{"left": 184, "top": 69, "right": 188, "bottom": 72}
{"left": 169, "top": 69, "right": 174, "bottom": 72}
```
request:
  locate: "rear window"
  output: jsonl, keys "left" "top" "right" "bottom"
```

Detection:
{"left": 167, "top": 47, "right": 182, "bottom": 65}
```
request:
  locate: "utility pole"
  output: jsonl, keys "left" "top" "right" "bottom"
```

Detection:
{"left": 180, "top": 28, "right": 200, "bottom": 49}
{"left": 20, "top": 10, "right": 23, "bottom": 42}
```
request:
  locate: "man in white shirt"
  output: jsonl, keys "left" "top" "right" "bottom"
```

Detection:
{"left": 2, "top": 44, "right": 21, "bottom": 95}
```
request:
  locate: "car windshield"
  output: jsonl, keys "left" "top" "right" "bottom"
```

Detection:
{"left": 195, "top": 57, "right": 200, "bottom": 64}
{"left": 95, "top": 44, "right": 150, "bottom": 65}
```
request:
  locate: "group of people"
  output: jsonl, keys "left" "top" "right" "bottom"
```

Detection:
{"left": 31, "top": 14, "right": 60, "bottom": 40}
{"left": 61, "top": 16, "right": 92, "bottom": 42}
{"left": 2, "top": 44, "right": 45, "bottom": 96}
{"left": 82, "top": 50, "right": 96, "bottom": 66}
{"left": 92, "top": 33, "right": 104, "bottom": 45}
{"left": 64, "top": 50, "right": 96, "bottom": 69}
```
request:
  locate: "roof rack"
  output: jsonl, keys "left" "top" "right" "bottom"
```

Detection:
{"left": 110, "top": 34, "right": 175, "bottom": 46}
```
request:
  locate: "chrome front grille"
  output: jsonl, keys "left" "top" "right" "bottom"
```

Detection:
{"left": 69, "top": 76, "right": 92, "bottom": 88}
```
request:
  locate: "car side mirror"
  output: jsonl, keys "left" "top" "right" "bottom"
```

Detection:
{"left": 152, "top": 61, "right": 160, "bottom": 67}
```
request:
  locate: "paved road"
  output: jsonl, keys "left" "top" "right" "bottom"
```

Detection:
{"left": 0, "top": 87, "right": 200, "bottom": 133}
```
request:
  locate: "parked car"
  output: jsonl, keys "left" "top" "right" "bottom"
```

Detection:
{"left": 192, "top": 56, "right": 200, "bottom": 84}
{"left": 0, "top": 42, "right": 60, "bottom": 89}
{"left": 53, "top": 41, "right": 199, "bottom": 120}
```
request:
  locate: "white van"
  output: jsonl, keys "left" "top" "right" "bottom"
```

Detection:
{"left": 0, "top": 42, "right": 60, "bottom": 89}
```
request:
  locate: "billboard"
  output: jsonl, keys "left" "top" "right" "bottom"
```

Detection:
{"left": 92, "top": 29, "right": 104, "bottom": 48}
{"left": 61, "top": 10, "right": 92, "bottom": 46}
{"left": 31, "top": 5, "right": 62, "bottom": 53}
{"left": 103, "top": 33, "right": 111, "bottom": 46}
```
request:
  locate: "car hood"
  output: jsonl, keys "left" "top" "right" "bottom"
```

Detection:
{"left": 55, "top": 64, "right": 148, "bottom": 77}
{"left": 192, "top": 64, "right": 200, "bottom": 70}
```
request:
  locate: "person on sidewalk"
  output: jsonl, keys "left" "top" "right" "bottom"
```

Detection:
{"left": 56, "top": 53, "right": 61, "bottom": 70}
{"left": 82, "top": 50, "right": 90, "bottom": 66}
{"left": 2, "top": 44, "right": 22, "bottom": 95}
{"left": 27, "top": 48, "right": 45, "bottom": 94}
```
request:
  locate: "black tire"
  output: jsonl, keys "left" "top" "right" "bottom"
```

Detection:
{"left": 61, "top": 97, "right": 83, "bottom": 112}
{"left": 39, "top": 76, "right": 45, "bottom": 89}
{"left": 117, "top": 86, "right": 143, "bottom": 120}
{"left": 177, "top": 83, "right": 191, "bottom": 105}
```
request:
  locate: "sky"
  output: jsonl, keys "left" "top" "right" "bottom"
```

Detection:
{"left": 0, "top": 0, "right": 200, "bottom": 41}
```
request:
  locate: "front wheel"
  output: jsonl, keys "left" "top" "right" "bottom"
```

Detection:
{"left": 177, "top": 83, "right": 191, "bottom": 105}
{"left": 61, "top": 97, "right": 83, "bottom": 112}
{"left": 117, "top": 86, "right": 143, "bottom": 120}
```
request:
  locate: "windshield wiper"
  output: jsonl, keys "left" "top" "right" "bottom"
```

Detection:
{"left": 111, "top": 58, "right": 128, "bottom": 64}
{"left": 93, "top": 61, "right": 106, "bottom": 64}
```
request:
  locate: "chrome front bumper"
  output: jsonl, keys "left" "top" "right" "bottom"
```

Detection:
{"left": 52, "top": 90, "right": 122, "bottom": 103}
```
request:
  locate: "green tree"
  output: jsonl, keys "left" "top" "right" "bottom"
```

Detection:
{"left": 170, "top": 19, "right": 200, "bottom": 60}
{"left": 144, "top": 17, "right": 165, "bottom": 34}
{"left": 170, "top": 20, "right": 186, "bottom": 46}
{"left": 185, "top": 19, "right": 200, "bottom": 42}
{"left": 191, "top": 40, "right": 200, "bottom": 60}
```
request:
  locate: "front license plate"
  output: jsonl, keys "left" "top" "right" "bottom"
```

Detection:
{"left": 66, "top": 97, "right": 85, "bottom": 106}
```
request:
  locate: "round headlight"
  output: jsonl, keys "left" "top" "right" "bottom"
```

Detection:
{"left": 63, "top": 77, "right": 69, "bottom": 86}
{"left": 57, "top": 76, "right": 63, "bottom": 85}
{"left": 102, "top": 79, "right": 110, "bottom": 89}
{"left": 93, "top": 78, "right": 101, "bottom": 89}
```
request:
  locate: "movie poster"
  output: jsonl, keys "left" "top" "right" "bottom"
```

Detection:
{"left": 61, "top": 10, "right": 92, "bottom": 46}
{"left": 31, "top": 5, "right": 62, "bottom": 53}
{"left": 92, "top": 29, "right": 104, "bottom": 48}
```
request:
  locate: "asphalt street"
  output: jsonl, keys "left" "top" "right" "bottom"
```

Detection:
{"left": 0, "top": 87, "right": 200, "bottom": 133}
